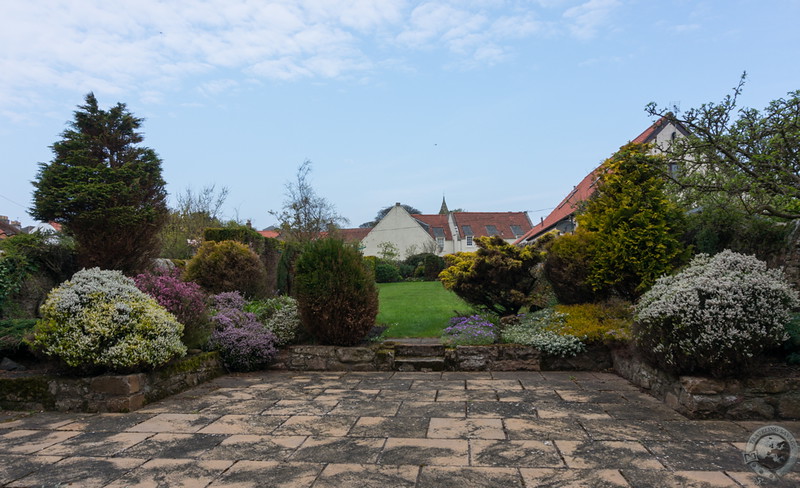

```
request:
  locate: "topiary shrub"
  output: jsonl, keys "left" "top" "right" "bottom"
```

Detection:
{"left": 295, "top": 238, "right": 379, "bottom": 346}
{"left": 634, "top": 250, "right": 799, "bottom": 377}
{"left": 134, "top": 268, "right": 211, "bottom": 349}
{"left": 30, "top": 268, "right": 186, "bottom": 373}
{"left": 245, "top": 296, "right": 301, "bottom": 346}
{"left": 184, "top": 240, "right": 268, "bottom": 298}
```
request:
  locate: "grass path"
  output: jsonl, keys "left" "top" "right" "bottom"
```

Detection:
{"left": 377, "top": 281, "right": 473, "bottom": 338}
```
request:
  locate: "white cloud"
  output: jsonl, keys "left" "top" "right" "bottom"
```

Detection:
{"left": 563, "top": 0, "right": 621, "bottom": 40}
{"left": 0, "top": 0, "right": 619, "bottom": 117}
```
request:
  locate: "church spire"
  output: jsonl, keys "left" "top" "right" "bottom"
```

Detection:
{"left": 439, "top": 195, "right": 449, "bottom": 215}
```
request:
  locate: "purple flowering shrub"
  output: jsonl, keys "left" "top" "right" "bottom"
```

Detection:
{"left": 134, "top": 268, "right": 211, "bottom": 349}
{"left": 441, "top": 315, "right": 497, "bottom": 346}
{"left": 208, "top": 290, "right": 278, "bottom": 371}
{"left": 209, "top": 323, "right": 278, "bottom": 371}
{"left": 209, "top": 291, "right": 247, "bottom": 312}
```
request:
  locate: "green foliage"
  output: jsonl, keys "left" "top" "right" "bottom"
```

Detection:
{"left": 439, "top": 236, "right": 545, "bottom": 316}
{"left": 276, "top": 241, "right": 303, "bottom": 296}
{"left": 295, "top": 238, "right": 379, "bottom": 346}
{"left": 634, "top": 250, "right": 798, "bottom": 377}
{"left": 0, "top": 319, "right": 37, "bottom": 354}
{"left": 184, "top": 240, "right": 268, "bottom": 298}
{"left": 360, "top": 203, "right": 422, "bottom": 228}
{"left": 30, "top": 93, "right": 168, "bottom": 274}
{"left": 682, "top": 204, "right": 790, "bottom": 261}
{"left": 244, "top": 296, "right": 301, "bottom": 346}
{"left": 577, "top": 143, "right": 688, "bottom": 299}
{"left": 0, "top": 254, "right": 35, "bottom": 318}
{"left": 30, "top": 268, "right": 186, "bottom": 373}
{"left": 648, "top": 75, "right": 800, "bottom": 220}
{"left": 375, "top": 262, "right": 402, "bottom": 283}
{"left": 784, "top": 314, "right": 800, "bottom": 364}
{"left": 0, "top": 231, "right": 77, "bottom": 319}
{"left": 501, "top": 309, "right": 586, "bottom": 357}
{"left": 543, "top": 230, "right": 601, "bottom": 304}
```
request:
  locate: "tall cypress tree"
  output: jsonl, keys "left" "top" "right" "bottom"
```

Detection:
{"left": 577, "top": 143, "right": 687, "bottom": 299}
{"left": 31, "top": 93, "right": 168, "bottom": 274}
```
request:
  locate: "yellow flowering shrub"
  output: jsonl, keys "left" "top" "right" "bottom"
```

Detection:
{"left": 551, "top": 300, "right": 633, "bottom": 343}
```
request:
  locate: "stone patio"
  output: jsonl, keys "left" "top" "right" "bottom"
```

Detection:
{"left": 1, "top": 370, "right": 798, "bottom": 487}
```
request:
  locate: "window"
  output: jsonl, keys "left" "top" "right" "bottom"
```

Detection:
{"left": 436, "top": 237, "right": 445, "bottom": 252}
{"left": 510, "top": 225, "right": 523, "bottom": 238}
{"left": 466, "top": 235, "right": 473, "bottom": 246}
{"left": 485, "top": 225, "right": 499, "bottom": 236}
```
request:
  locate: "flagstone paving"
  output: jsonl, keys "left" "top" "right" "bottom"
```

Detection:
{"left": 1, "top": 370, "right": 799, "bottom": 487}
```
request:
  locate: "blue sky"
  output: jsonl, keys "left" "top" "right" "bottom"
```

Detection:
{"left": 2, "top": 0, "right": 799, "bottom": 230}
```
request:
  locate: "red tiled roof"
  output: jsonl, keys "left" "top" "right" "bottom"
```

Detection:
{"left": 514, "top": 169, "right": 601, "bottom": 244}
{"left": 451, "top": 212, "right": 532, "bottom": 240}
{"left": 337, "top": 227, "right": 371, "bottom": 242}
{"left": 514, "top": 116, "right": 679, "bottom": 245}
{"left": 412, "top": 214, "right": 453, "bottom": 240}
{"left": 258, "top": 229, "right": 281, "bottom": 239}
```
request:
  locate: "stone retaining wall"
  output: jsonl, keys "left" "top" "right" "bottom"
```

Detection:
{"left": 0, "top": 352, "right": 224, "bottom": 413}
{"left": 612, "top": 348, "right": 800, "bottom": 420}
{"left": 270, "top": 342, "right": 613, "bottom": 372}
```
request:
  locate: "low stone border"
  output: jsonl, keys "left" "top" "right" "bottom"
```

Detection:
{"left": 612, "top": 347, "right": 800, "bottom": 420}
{"left": 0, "top": 352, "right": 224, "bottom": 413}
{"left": 270, "top": 342, "right": 613, "bottom": 372}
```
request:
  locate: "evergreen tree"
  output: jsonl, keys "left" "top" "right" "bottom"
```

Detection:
{"left": 578, "top": 143, "right": 687, "bottom": 299}
{"left": 31, "top": 93, "right": 168, "bottom": 274}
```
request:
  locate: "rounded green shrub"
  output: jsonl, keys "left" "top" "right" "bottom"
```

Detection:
{"left": 634, "top": 250, "right": 799, "bottom": 377}
{"left": 375, "top": 262, "right": 402, "bottom": 283}
{"left": 295, "top": 238, "right": 379, "bottom": 346}
{"left": 184, "top": 240, "right": 268, "bottom": 298}
{"left": 542, "top": 230, "right": 601, "bottom": 304}
{"left": 30, "top": 268, "right": 186, "bottom": 373}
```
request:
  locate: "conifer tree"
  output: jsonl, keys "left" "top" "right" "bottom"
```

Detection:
{"left": 31, "top": 93, "right": 168, "bottom": 273}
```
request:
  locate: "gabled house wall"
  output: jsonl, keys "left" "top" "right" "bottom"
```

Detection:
{"left": 360, "top": 204, "right": 438, "bottom": 258}
{"left": 360, "top": 203, "right": 533, "bottom": 258}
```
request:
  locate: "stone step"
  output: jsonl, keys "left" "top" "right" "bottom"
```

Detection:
{"left": 394, "top": 344, "right": 445, "bottom": 357}
{"left": 394, "top": 356, "right": 446, "bottom": 372}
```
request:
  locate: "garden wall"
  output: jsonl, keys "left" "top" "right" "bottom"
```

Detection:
{"left": 270, "top": 342, "right": 613, "bottom": 372}
{"left": 612, "top": 347, "right": 800, "bottom": 420}
{"left": 0, "top": 352, "right": 224, "bottom": 413}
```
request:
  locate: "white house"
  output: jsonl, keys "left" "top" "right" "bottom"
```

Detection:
{"left": 360, "top": 202, "right": 532, "bottom": 258}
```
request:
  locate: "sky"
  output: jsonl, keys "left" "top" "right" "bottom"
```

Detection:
{"left": 2, "top": 0, "right": 799, "bottom": 230}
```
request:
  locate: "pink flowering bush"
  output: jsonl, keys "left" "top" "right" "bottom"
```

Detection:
{"left": 134, "top": 268, "right": 211, "bottom": 349}
{"left": 209, "top": 323, "right": 277, "bottom": 371}
{"left": 208, "top": 290, "right": 278, "bottom": 371}
{"left": 634, "top": 250, "right": 799, "bottom": 377}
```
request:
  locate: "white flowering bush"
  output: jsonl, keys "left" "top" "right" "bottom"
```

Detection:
{"left": 501, "top": 309, "right": 586, "bottom": 357}
{"left": 31, "top": 268, "right": 186, "bottom": 373}
{"left": 634, "top": 250, "right": 798, "bottom": 377}
{"left": 244, "top": 296, "right": 301, "bottom": 346}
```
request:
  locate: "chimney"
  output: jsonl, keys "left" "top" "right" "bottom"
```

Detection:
{"left": 0, "top": 216, "right": 8, "bottom": 225}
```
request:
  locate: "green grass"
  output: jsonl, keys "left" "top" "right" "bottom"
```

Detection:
{"left": 376, "top": 281, "right": 474, "bottom": 338}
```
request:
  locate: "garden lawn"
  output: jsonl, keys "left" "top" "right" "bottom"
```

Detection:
{"left": 377, "top": 281, "right": 473, "bottom": 338}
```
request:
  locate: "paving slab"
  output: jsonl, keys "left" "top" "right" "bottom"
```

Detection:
{"left": 0, "top": 369, "right": 797, "bottom": 487}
